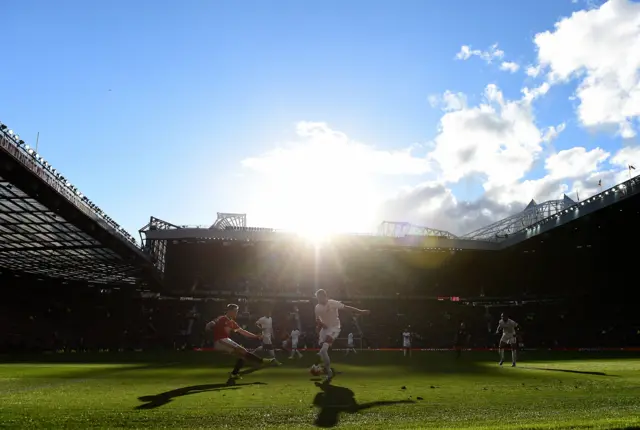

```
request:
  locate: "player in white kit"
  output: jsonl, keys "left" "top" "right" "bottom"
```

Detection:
{"left": 345, "top": 333, "right": 357, "bottom": 355}
{"left": 402, "top": 329, "right": 412, "bottom": 357}
{"left": 255, "top": 311, "right": 282, "bottom": 365}
{"left": 496, "top": 313, "right": 519, "bottom": 367}
{"left": 314, "top": 289, "right": 369, "bottom": 383}
{"left": 288, "top": 328, "right": 303, "bottom": 359}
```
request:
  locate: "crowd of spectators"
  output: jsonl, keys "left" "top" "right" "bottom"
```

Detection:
{"left": 1, "top": 276, "right": 638, "bottom": 354}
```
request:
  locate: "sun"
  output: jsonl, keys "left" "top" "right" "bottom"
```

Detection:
{"left": 249, "top": 163, "right": 379, "bottom": 237}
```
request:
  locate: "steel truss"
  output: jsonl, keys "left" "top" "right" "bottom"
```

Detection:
{"left": 0, "top": 176, "right": 142, "bottom": 284}
{"left": 378, "top": 221, "right": 458, "bottom": 239}
{"left": 462, "top": 195, "right": 576, "bottom": 241}
{"left": 138, "top": 216, "right": 180, "bottom": 276}
{"left": 210, "top": 213, "right": 247, "bottom": 230}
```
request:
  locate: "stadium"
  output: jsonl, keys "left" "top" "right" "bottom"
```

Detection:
{"left": 1, "top": 120, "right": 639, "bottom": 429}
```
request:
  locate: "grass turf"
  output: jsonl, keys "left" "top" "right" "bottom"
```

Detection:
{"left": 0, "top": 351, "right": 639, "bottom": 429}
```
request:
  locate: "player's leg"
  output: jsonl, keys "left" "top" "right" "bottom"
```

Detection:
{"left": 262, "top": 335, "right": 276, "bottom": 359}
{"left": 214, "top": 339, "right": 262, "bottom": 380}
{"left": 318, "top": 329, "right": 339, "bottom": 382}
{"left": 498, "top": 340, "right": 506, "bottom": 365}
{"left": 511, "top": 339, "right": 518, "bottom": 366}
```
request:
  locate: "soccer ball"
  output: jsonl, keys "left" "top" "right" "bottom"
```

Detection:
{"left": 309, "top": 364, "right": 324, "bottom": 376}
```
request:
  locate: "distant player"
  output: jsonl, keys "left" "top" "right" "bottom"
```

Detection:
{"left": 255, "top": 311, "right": 281, "bottom": 365}
{"left": 205, "top": 304, "right": 274, "bottom": 382}
{"left": 402, "top": 328, "right": 412, "bottom": 357}
{"left": 315, "top": 289, "right": 369, "bottom": 383}
{"left": 454, "top": 321, "right": 470, "bottom": 359}
{"left": 496, "top": 313, "right": 519, "bottom": 367}
{"left": 289, "top": 328, "right": 303, "bottom": 359}
{"left": 345, "top": 333, "right": 357, "bottom": 355}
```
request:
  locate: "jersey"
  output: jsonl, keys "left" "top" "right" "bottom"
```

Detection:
{"left": 347, "top": 333, "right": 354, "bottom": 346}
{"left": 208, "top": 316, "right": 239, "bottom": 342}
{"left": 256, "top": 316, "right": 273, "bottom": 336}
{"left": 315, "top": 299, "right": 345, "bottom": 329}
{"left": 402, "top": 331, "right": 411, "bottom": 347}
{"left": 498, "top": 319, "right": 518, "bottom": 336}
{"left": 291, "top": 329, "right": 300, "bottom": 343}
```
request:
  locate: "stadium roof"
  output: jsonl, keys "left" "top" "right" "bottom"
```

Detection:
{"left": 0, "top": 121, "right": 160, "bottom": 287}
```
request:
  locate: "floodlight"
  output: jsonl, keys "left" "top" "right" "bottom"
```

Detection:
{"left": 0, "top": 124, "right": 6, "bottom": 130}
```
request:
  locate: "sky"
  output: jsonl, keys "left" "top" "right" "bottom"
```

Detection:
{"left": 2, "top": 0, "right": 640, "bottom": 239}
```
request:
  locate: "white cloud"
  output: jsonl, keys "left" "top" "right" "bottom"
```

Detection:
{"left": 542, "top": 123, "right": 566, "bottom": 142}
{"left": 533, "top": 0, "right": 640, "bottom": 137}
{"left": 455, "top": 43, "right": 504, "bottom": 63}
{"left": 544, "top": 146, "right": 610, "bottom": 179}
{"left": 521, "top": 82, "right": 551, "bottom": 103}
{"left": 428, "top": 84, "right": 544, "bottom": 187}
{"left": 242, "top": 122, "right": 432, "bottom": 233}
{"left": 429, "top": 91, "right": 467, "bottom": 111}
{"left": 243, "top": 121, "right": 431, "bottom": 176}
{"left": 610, "top": 145, "right": 640, "bottom": 168}
{"left": 525, "top": 65, "right": 542, "bottom": 77}
{"left": 500, "top": 61, "right": 520, "bottom": 73}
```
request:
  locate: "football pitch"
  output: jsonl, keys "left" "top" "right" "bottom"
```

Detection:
{"left": 1, "top": 351, "right": 639, "bottom": 429}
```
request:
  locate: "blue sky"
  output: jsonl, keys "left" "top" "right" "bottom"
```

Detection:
{"left": 2, "top": 0, "right": 639, "bottom": 237}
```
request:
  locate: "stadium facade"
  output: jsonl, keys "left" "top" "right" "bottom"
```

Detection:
{"left": 2, "top": 116, "right": 640, "bottom": 302}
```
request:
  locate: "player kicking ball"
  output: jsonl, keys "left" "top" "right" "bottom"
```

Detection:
{"left": 314, "top": 289, "right": 369, "bottom": 383}
{"left": 205, "top": 304, "right": 277, "bottom": 383}
{"left": 496, "top": 313, "right": 519, "bottom": 367}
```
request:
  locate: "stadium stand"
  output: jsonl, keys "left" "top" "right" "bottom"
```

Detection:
{"left": 0, "top": 121, "right": 161, "bottom": 286}
{"left": 2, "top": 118, "right": 640, "bottom": 353}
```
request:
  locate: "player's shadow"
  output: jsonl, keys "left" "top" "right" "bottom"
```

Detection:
{"left": 312, "top": 382, "right": 414, "bottom": 428}
{"left": 525, "top": 367, "right": 616, "bottom": 377}
{"left": 136, "top": 382, "right": 266, "bottom": 410}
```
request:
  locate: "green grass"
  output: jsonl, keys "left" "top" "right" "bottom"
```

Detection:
{"left": 1, "top": 351, "right": 639, "bottom": 429}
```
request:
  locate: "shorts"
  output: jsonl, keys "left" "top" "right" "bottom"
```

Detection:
{"left": 500, "top": 334, "right": 517, "bottom": 345}
{"left": 347, "top": 343, "right": 354, "bottom": 348}
{"left": 262, "top": 334, "right": 273, "bottom": 345}
{"left": 319, "top": 327, "right": 341, "bottom": 345}
{"left": 214, "top": 338, "right": 243, "bottom": 354}
{"left": 403, "top": 342, "right": 411, "bottom": 348}
{"left": 291, "top": 341, "right": 298, "bottom": 349}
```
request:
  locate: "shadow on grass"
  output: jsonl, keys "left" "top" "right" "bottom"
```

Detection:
{"left": 523, "top": 367, "right": 617, "bottom": 377}
{"left": 136, "top": 382, "right": 266, "bottom": 410}
{"left": 312, "top": 382, "right": 414, "bottom": 428}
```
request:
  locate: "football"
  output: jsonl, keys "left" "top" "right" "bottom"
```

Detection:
{"left": 309, "top": 364, "right": 324, "bottom": 376}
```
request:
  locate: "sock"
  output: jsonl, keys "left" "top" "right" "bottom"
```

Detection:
{"left": 245, "top": 352, "right": 263, "bottom": 365}
{"left": 403, "top": 349, "right": 406, "bottom": 356}
{"left": 268, "top": 349, "right": 275, "bottom": 358}
{"left": 232, "top": 359, "right": 244, "bottom": 375}
{"left": 499, "top": 349, "right": 505, "bottom": 361}
{"left": 512, "top": 349, "right": 517, "bottom": 363}
{"left": 254, "top": 346, "right": 264, "bottom": 353}
{"left": 319, "top": 342, "right": 330, "bottom": 372}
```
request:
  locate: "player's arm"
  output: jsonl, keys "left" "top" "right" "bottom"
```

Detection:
{"left": 343, "top": 305, "right": 370, "bottom": 316}
{"left": 495, "top": 324, "right": 502, "bottom": 335}
{"left": 235, "top": 327, "right": 261, "bottom": 340}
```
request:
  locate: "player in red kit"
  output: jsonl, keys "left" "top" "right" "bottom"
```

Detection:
{"left": 205, "top": 304, "right": 276, "bottom": 382}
